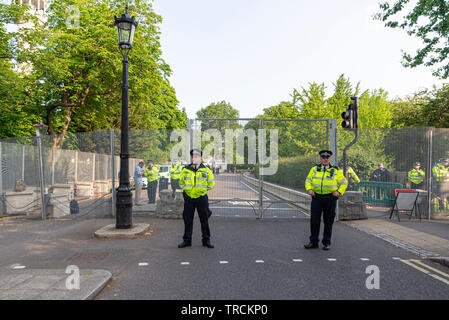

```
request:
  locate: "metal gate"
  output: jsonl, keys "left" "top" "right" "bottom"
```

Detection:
{"left": 188, "top": 118, "right": 337, "bottom": 219}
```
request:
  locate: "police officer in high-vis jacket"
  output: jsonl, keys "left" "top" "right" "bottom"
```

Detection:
{"left": 169, "top": 161, "right": 183, "bottom": 198}
{"left": 408, "top": 162, "right": 425, "bottom": 189}
{"left": 304, "top": 150, "right": 348, "bottom": 250}
{"left": 178, "top": 149, "right": 215, "bottom": 249}
{"left": 144, "top": 160, "right": 160, "bottom": 204}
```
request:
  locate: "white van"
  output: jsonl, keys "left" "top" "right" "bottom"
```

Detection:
{"left": 159, "top": 165, "right": 170, "bottom": 182}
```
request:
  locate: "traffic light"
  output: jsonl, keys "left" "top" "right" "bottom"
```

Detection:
{"left": 341, "top": 96, "right": 359, "bottom": 129}
{"left": 341, "top": 108, "right": 352, "bottom": 129}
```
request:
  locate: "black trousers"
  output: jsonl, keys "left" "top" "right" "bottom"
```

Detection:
{"left": 147, "top": 180, "right": 158, "bottom": 204}
{"left": 411, "top": 182, "right": 424, "bottom": 190}
{"left": 171, "top": 179, "right": 179, "bottom": 197}
{"left": 182, "top": 194, "right": 211, "bottom": 243}
{"left": 309, "top": 194, "right": 338, "bottom": 246}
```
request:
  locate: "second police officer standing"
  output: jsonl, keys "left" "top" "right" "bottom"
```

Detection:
{"left": 178, "top": 149, "right": 215, "bottom": 249}
{"left": 304, "top": 150, "right": 348, "bottom": 251}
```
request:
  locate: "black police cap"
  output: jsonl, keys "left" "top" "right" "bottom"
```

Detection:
{"left": 190, "top": 149, "right": 202, "bottom": 156}
{"left": 319, "top": 150, "right": 333, "bottom": 157}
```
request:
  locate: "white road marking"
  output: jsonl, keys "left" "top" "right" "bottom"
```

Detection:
{"left": 360, "top": 258, "right": 370, "bottom": 261}
{"left": 327, "top": 258, "right": 337, "bottom": 262}
{"left": 180, "top": 262, "right": 190, "bottom": 265}
{"left": 138, "top": 262, "right": 149, "bottom": 266}
{"left": 255, "top": 260, "right": 264, "bottom": 263}
{"left": 292, "top": 259, "right": 303, "bottom": 262}
{"left": 219, "top": 261, "right": 229, "bottom": 264}
{"left": 392, "top": 257, "right": 401, "bottom": 260}
{"left": 11, "top": 264, "right": 26, "bottom": 270}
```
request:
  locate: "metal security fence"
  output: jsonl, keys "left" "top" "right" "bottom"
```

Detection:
{"left": 188, "top": 118, "right": 337, "bottom": 219}
{"left": 2, "top": 124, "right": 448, "bottom": 221}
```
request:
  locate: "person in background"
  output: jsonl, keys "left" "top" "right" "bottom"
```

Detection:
{"left": 144, "top": 160, "right": 160, "bottom": 204}
{"left": 408, "top": 162, "right": 425, "bottom": 190}
{"left": 432, "top": 158, "right": 449, "bottom": 211}
{"left": 134, "top": 161, "right": 145, "bottom": 206}
{"left": 339, "top": 161, "right": 360, "bottom": 190}
{"left": 169, "top": 160, "right": 183, "bottom": 198}
{"left": 370, "top": 163, "right": 391, "bottom": 182}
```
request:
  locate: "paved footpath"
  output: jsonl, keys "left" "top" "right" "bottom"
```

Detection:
{"left": 342, "top": 207, "right": 449, "bottom": 267}
{"left": 0, "top": 268, "right": 111, "bottom": 300}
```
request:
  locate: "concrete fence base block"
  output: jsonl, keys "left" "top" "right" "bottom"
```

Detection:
{"left": 338, "top": 191, "right": 368, "bottom": 220}
{"left": 156, "top": 189, "right": 183, "bottom": 219}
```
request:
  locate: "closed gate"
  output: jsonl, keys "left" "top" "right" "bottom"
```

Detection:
{"left": 188, "top": 118, "right": 338, "bottom": 219}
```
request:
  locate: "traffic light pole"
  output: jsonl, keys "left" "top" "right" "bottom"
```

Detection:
{"left": 341, "top": 97, "right": 359, "bottom": 177}
{"left": 342, "top": 128, "right": 359, "bottom": 178}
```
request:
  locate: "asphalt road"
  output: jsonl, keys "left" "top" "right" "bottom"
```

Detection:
{"left": 2, "top": 214, "right": 448, "bottom": 300}
{"left": 1, "top": 174, "right": 449, "bottom": 300}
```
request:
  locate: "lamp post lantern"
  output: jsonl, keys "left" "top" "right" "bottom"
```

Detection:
{"left": 114, "top": 4, "right": 138, "bottom": 229}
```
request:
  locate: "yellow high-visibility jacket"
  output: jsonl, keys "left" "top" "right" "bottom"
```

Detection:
{"left": 408, "top": 168, "right": 425, "bottom": 184}
{"left": 179, "top": 163, "right": 215, "bottom": 199}
{"left": 143, "top": 166, "right": 160, "bottom": 182}
{"left": 345, "top": 166, "right": 360, "bottom": 184}
{"left": 170, "top": 164, "right": 183, "bottom": 180}
{"left": 432, "top": 164, "right": 449, "bottom": 182}
{"left": 305, "top": 164, "right": 348, "bottom": 195}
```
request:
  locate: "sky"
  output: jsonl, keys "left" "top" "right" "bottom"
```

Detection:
{"left": 152, "top": 0, "right": 445, "bottom": 119}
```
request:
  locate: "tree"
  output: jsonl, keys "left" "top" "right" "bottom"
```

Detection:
{"left": 196, "top": 101, "right": 241, "bottom": 133}
{"left": 376, "top": 0, "right": 449, "bottom": 78}
{"left": 0, "top": 0, "right": 186, "bottom": 146}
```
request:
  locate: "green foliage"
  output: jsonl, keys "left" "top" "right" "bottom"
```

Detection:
{"left": 196, "top": 101, "right": 241, "bottom": 133}
{"left": 0, "top": 0, "right": 186, "bottom": 144}
{"left": 390, "top": 84, "right": 449, "bottom": 128}
{"left": 376, "top": 0, "right": 449, "bottom": 78}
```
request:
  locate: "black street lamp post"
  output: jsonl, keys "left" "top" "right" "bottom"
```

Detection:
{"left": 114, "top": 4, "right": 138, "bottom": 229}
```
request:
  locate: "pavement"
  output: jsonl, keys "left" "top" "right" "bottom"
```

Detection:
{"left": 0, "top": 268, "right": 111, "bottom": 300}
{"left": 341, "top": 206, "right": 449, "bottom": 267}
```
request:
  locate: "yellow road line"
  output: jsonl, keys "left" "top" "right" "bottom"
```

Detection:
{"left": 399, "top": 259, "right": 449, "bottom": 286}
{"left": 410, "top": 259, "right": 449, "bottom": 279}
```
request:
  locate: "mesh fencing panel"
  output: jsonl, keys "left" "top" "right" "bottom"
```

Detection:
{"left": 1, "top": 125, "right": 446, "bottom": 220}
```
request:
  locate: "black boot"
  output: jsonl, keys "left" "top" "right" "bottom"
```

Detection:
{"left": 202, "top": 240, "right": 214, "bottom": 248}
{"left": 304, "top": 242, "right": 319, "bottom": 249}
{"left": 178, "top": 241, "right": 191, "bottom": 248}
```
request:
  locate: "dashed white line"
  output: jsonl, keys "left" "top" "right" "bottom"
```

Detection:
{"left": 219, "top": 261, "right": 229, "bottom": 264}
{"left": 11, "top": 264, "right": 26, "bottom": 270}
{"left": 255, "top": 260, "right": 264, "bottom": 263}
{"left": 292, "top": 259, "right": 303, "bottom": 262}
{"left": 327, "top": 258, "right": 337, "bottom": 262}
{"left": 180, "top": 262, "right": 190, "bottom": 265}
{"left": 360, "top": 258, "right": 370, "bottom": 261}
{"left": 138, "top": 262, "right": 149, "bottom": 266}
